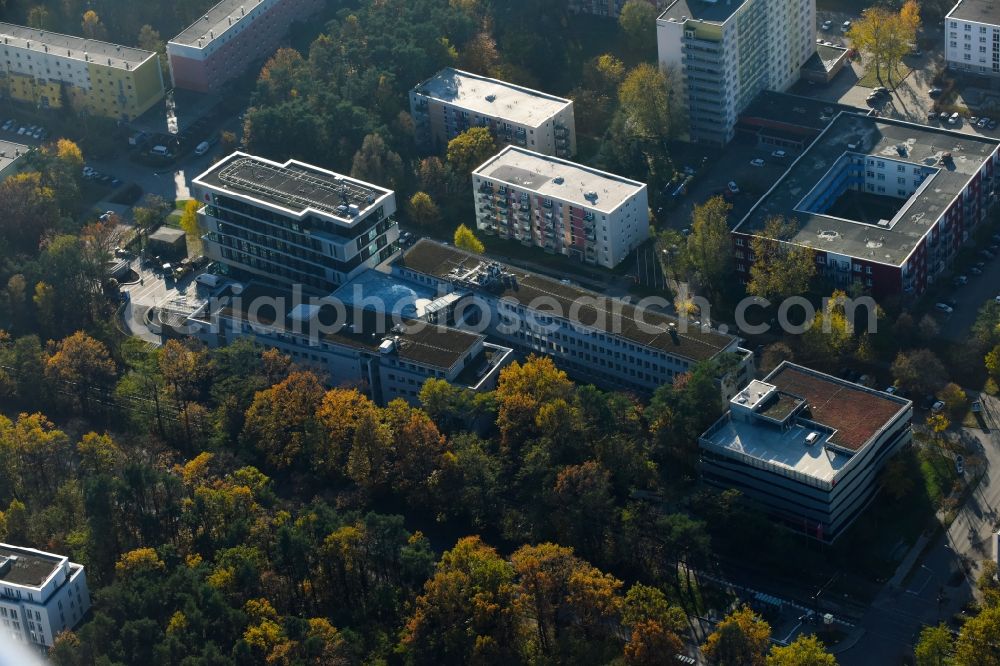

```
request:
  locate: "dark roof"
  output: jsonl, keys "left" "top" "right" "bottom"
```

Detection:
{"left": 758, "top": 392, "right": 804, "bottom": 422}
{"left": 215, "top": 282, "right": 481, "bottom": 370}
{"left": 397, "top": 240, "right": 738, "bottom": 362}
{"left": 659, "top": 0, "right": 744, "bottom": 24}
{"left": 195, "top": 153, "right": 391, "bottom": 221}
{"left": 733, "top": 113, "right": 1000, "bottom": 266}
{"left": 802, "top": 44, "right": 850, "bottom": 74}
{"left": 766, "top": 363, "right": 909, "bottom": 451}
{"left": 947, "top": 0, "right": 1000, "bottom": 24}
{"left": 739, "top": 91, "right": 863, "bottom": 132}
{"left": 0, "top": 546, "right": 62, "bottom": 587}
{"left": 147, "top": 226, "right": 187, "bottom": 244}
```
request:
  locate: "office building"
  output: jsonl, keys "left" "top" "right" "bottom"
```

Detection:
{"left": 471, "top": 146, "right": 649, "bottom": 268}
{"left": 192, "top": 151, "right": 400, "bottom": 293}
{"left": 700, "top": 363, "right": 913, "bottom": 542}
{"left": 732, "top": 113, "right": 1000, "bottom": 297}
{"left": 945, "top": 0, "right": 1000, "bottom": 77}
{"left": 393, "top": 240, "right": 755, "bottom": 397}
{"left": 410, "top": 68, "right": 576, "bottom": 158}
{"left": 185, "top": 277, "right": 513, "bottom": 405}
{"left": 656, "top": 0, "right": 816, "bottom": 144}
{"left": 0, "top": 23, "right": 164, "bottom": 120}
{"left": 167, "top": 0, "right": 323, "bottom": 93}
{"left": 0, "top": 544, "right": 90, "bottom": 648}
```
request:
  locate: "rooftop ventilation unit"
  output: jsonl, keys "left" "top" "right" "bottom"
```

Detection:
{"left": 553, "top": 176, "right": 564, "bottom": 184}
{"left": 485, "top": 94, "right": 496, "bottom": 102}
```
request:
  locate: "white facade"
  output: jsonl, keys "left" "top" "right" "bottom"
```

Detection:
{"left": 0, "top": 545, "right": 90, "bottom": 648}
{"left": 410, "top": 68, "right": 576, "bottom": 158}
{"left": 192, "top": 152, "right": 400, "bottom": 293}
{"left": 945, "top": 0, "right": 1000, "bottom": 77}
{"left": 471, "top": 146, "right": 648, "bottom": 268}
{"left": 657, "top": 0, "right": 815, "bottom": 144}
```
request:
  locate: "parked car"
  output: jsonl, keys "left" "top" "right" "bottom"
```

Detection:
{"left": 772, "top": 150, "right": 787, "bottom": 158}
{"left": 939, "top": 111, "right": 951, "bottom": 122}
{"left": 842, "top": 20, "right": 852, "bottom": 32}
{"left": 981, "top": 249, "right": 996, "bottom": 260}
{"left": 955, "top": 455, "right": 965, "bottom": 475}
{"left": 927, "top": 111, "right": 938, "bottom": 122}
{"left": 954, "top": 275, "right": 968, "bottom": 285}
{"left": 932, "top": 400, "right": 946, "bottom": 413}
{"left": 16, "top": 126, "right": 26, "bottom": 135}
{"left": 971, "top": 116, "right": 980, "bottom": 125}
{"left": 971, "top": 266, "right": 983, "bottom": 275}
{"left": 750, "top": 158, "right": 765, "bottom": 167}
{"left": 727, "top": 181, "right": 740, "bottom": 194}
{"left": 928, "top": 87, "right": 944, "bottom": 98}
{"left": 995, "top": 294, "right": 1000, "bottom": 304}
{"left": 1, "top": 120, "right": 12, "bottom": 131}
{"left": 975, "top": 261, "right": 986, "bottom": 269}
{"left": 935, "top": 302, "right": 954, "bottom": 314}
{"left": 949, "top": 112, "right": 961, "bottom": 125}
{"left": 885, "top": 386, "right": 898, "bottom": 395}
{"left": 822, "top": 19, "right": 833, "bottom": 30}
{"left": 978, "top": 118, "right": 990, "bottom": 129}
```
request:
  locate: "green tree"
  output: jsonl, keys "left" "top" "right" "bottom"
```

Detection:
{"left": 454, "top": 224, "right": 485, "bottom": 253}
{"left": 446, "top": 127, "right": 496, "bottom": 175}
{"left": 408, "top": 191, "right": 441, "bottom": 227}
{"left": 618, "top": 0, "right": 658, "bottom": 56}
{"left": 27, "top": 6, "right": 52, "bottom": 30}
{"left": 80, "top": 10, "right": 108, "bottom": 40}
{"left": 914, "top": 622, "right": 954, "bottom": 666}
{"left": 618, "top": 63, "right": 682, "bottom": 141}
{"left": 767, "top": 634, "right": 836, "bottom": 665}
{"left": 746, "top": 217, "right": 816, "bottom": 300}
{"left": 702, "top": 606, "right": 771, "bottom": 666}
{"left": 686, "top": 196, "right": 732, "bottom": 293}
{"left": 986, "top": 344, "right": 1000, "bottom": 380}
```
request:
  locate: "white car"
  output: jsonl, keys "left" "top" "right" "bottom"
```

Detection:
{"left": 727, "top": 181, "right": 740, "bottom": 194}
{"left": 750, "top": 158, "right": 765, "bottom": 167}
{"left": 995, "top": 294, "right": 1000, "bottom": 304}
{"left": 822, "top": 20, "right": 833, "bottom": 30}
{"left": 16, "top": 127, "right": 26, "bottom": 135}
{"left": 772, "top": 150, "right": 787, "bottom": 158}
{"left": 934, "top": 302, "right": 954, "bottom": 314}
{"left": 842, "top": 20, "right": 852, "bottom": 32}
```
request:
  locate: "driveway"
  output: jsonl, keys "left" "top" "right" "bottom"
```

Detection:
{"left": 942, "top": 250, "right": 1000, "bottom": 342}
{"left": 840, "top": 396, "right": 1000, "bottom": 665}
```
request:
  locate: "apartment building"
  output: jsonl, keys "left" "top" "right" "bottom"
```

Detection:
{"left": 945, "top": 0, "right": 1000, "bottom": 77}
{"left": 732, "top": 113, "right": 1000, "bottom": 298}
{"left": 0, "top": 23, "right": 164, "bottom": 120}
{"left": 167, "top": 0, "right": 323, "bottom": 93}
{"left": 471, "top": 146, "right": 648, "bottom": 268}
{"left": 410, "top": 68, "right": 576, "bottom": 158}
{"left": 0, "top": 544, "right": 91, "bottom": 648}
{"left": 192, "top": 152, "right": 400, "bottom": 294}
{"left": 657, "top": 0, "right": 816, "bottom": 144}
{"left": 700, "top": 363, "right": 912, "bottom": 542}
{"left": 185, "top": 278, "right": 513, "bottom": 405}
{"left": 393, "top": 240, "right": 755, "bottom": 398}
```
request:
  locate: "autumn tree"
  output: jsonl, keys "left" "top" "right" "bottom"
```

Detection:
{"left": 848, "top": 1, "right": 920, "bottom": 85}
{"left": 801, "top": 290, "right": 855, "bottom": 363}
{"left": 81, "top": 10, "right": 108, "bottom": 40}
{"left": 242, "top": 371, "right": 325, "bottom": 469}
{"left": 686, "top": 196, "right": 733, "bottom": 293}
{"left": 584, "top": 54, "right": 626, "bottom": 94}
{"left": 618, "top": 63, "right": 682, "bottom": 142}
{"left": 0, "top": 172, "right": 59, "bottom": 253}
{"left": 936, "top": 382, "right": 968, "bottom": 420}
{"left": 460, "top": 31, "right": 500, "bottom": 74}
{"left": 891, "top": 348, "right": 947, "bottom": 396}
{"left": 27, "top": 5, "right": 52, "bottom": 29}
{"left": 454, "top": 224, "right": 485, "bottom": 253}
{"left": 446, "top": 127, "right": 496, "bottom": 175}
{"left": 622, "top": 583, "right": 687, "bottom": 666}
{"left": 914, "top": 622, "right": 954, "bottom": 666}
{"left": 619, "top": 0, "right": 658, "bottom": 56}
{"left": 746, "top": 217, "right": 816, "bottom": 300}
{"left": 45, "top": 331, "right": 116, "bottom": 411}
{"left": 408, "top": 191, "right": 441, "bottom": 227}
{"left": 766, "top": 634, "right": 836, "bottom": 665}
{"left": 954, "top": 605, "right": 1000, "bottom": 666}
{"left": 350, "top": 133, "right": 404, "bottom": 188}
{"left": 178, "top": 199, "right": 202, "bottom": 249}
{"left": 315, "top": 388, "right": 381, "bottom": 476}
{"left": 416, "top": 156, "right": 450, "bottom": 198}
{"left": 702, "top": 606, "right": 771, "bottom": 666}
{"left": 400, "top": 536, "right": 522, "bottom": 664}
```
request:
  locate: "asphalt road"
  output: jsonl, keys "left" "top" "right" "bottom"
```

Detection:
{"left": 840, "top": 397, "right": 1000, "bottom": 664}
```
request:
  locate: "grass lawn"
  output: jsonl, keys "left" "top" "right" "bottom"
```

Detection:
{"left": 858, "top": 63, "right": 913, "bottom": 89}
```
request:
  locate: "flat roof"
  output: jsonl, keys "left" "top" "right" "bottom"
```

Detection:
{"left": 659, "top": 0, "right": 745, "bottom": 25}
{"left": 194, "top": 152, "right": 392, "bottom": 223}
{"left": 148, "top": 226, "right": 187, "bottom": 243}
{"left": 733, "top": 113, "right": 1000, "bottom": 266}
{"left": 332, "top": 270, "right": 439, "bottom": 320}
{"left": 739, "top": 91, "right": 863, "bottom": 133}
{"left": 947, "top": 0, "right": 1000, "bottom": 24}
{"left": 0, "top": 544, "right": 64, "bottom": 588}
{"left": 0, "top": 22, "right": 156, "bottom": 69}
{"left": 0, "top": 139, "right": 29, "bottom": 174}
{"left": 397, "top": 240, "right": 738, "bottom": 362}
{"left": 215, "top": 281, "right": 483, "bottom": 370}
{"left": 473, "top": 146, "right": 645, "bottom": 214}
{"left": 412, "top": 68, "right": 571, "bottom": 128}
{"left": 706, "top": 417, "right": 849, "bottom": 482}
{"left": 767, "top": 363, "right": 909, "bottom": 451}
{"left": 170, "top": 0, "right": 264, "bottom": 48}
{"left": 803, "top": 44, "right": 850, "bottom": 74}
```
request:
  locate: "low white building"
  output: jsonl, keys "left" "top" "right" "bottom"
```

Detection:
{"left": 945, "top": 0, "right": 1000, "bottom": 77}
{"left": 410, "top": 68, "right": 576, "bottom": 158}
{"left": 699, "top": 363, "right": 913, "bottom": 542}
{"left": 0, "top": 544, "right": 90, "bottom": 649}
{"left": 472, "top": 146, "right": 648, "bottom": 268}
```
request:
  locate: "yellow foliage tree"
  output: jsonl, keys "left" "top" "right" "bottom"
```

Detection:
{"left": 454, "top": 224, "right": 485, "bottom": 254}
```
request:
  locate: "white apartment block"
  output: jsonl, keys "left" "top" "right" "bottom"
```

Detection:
{"left": 472, "top": 146, "right": 648, "bottom": 269}
{"left": 700, "top": 364, "right": 912, "bottom": 542}
{"left": 393, "top": 240, "right": 755, "bottom": 398}
{"left": 192, "top": 152, "right": 400, "bottom": 294}
{"left": 657, "top": 0, "right": 816, "bottom": 144}
{"left": 945, "top": 0, "right": 1000, "bottom": 77}
{"left": 0, "top": 544, "right": 90, "bottom": 648}
{"left": 410, "top": 68, "right": 576, "bottom": 158}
